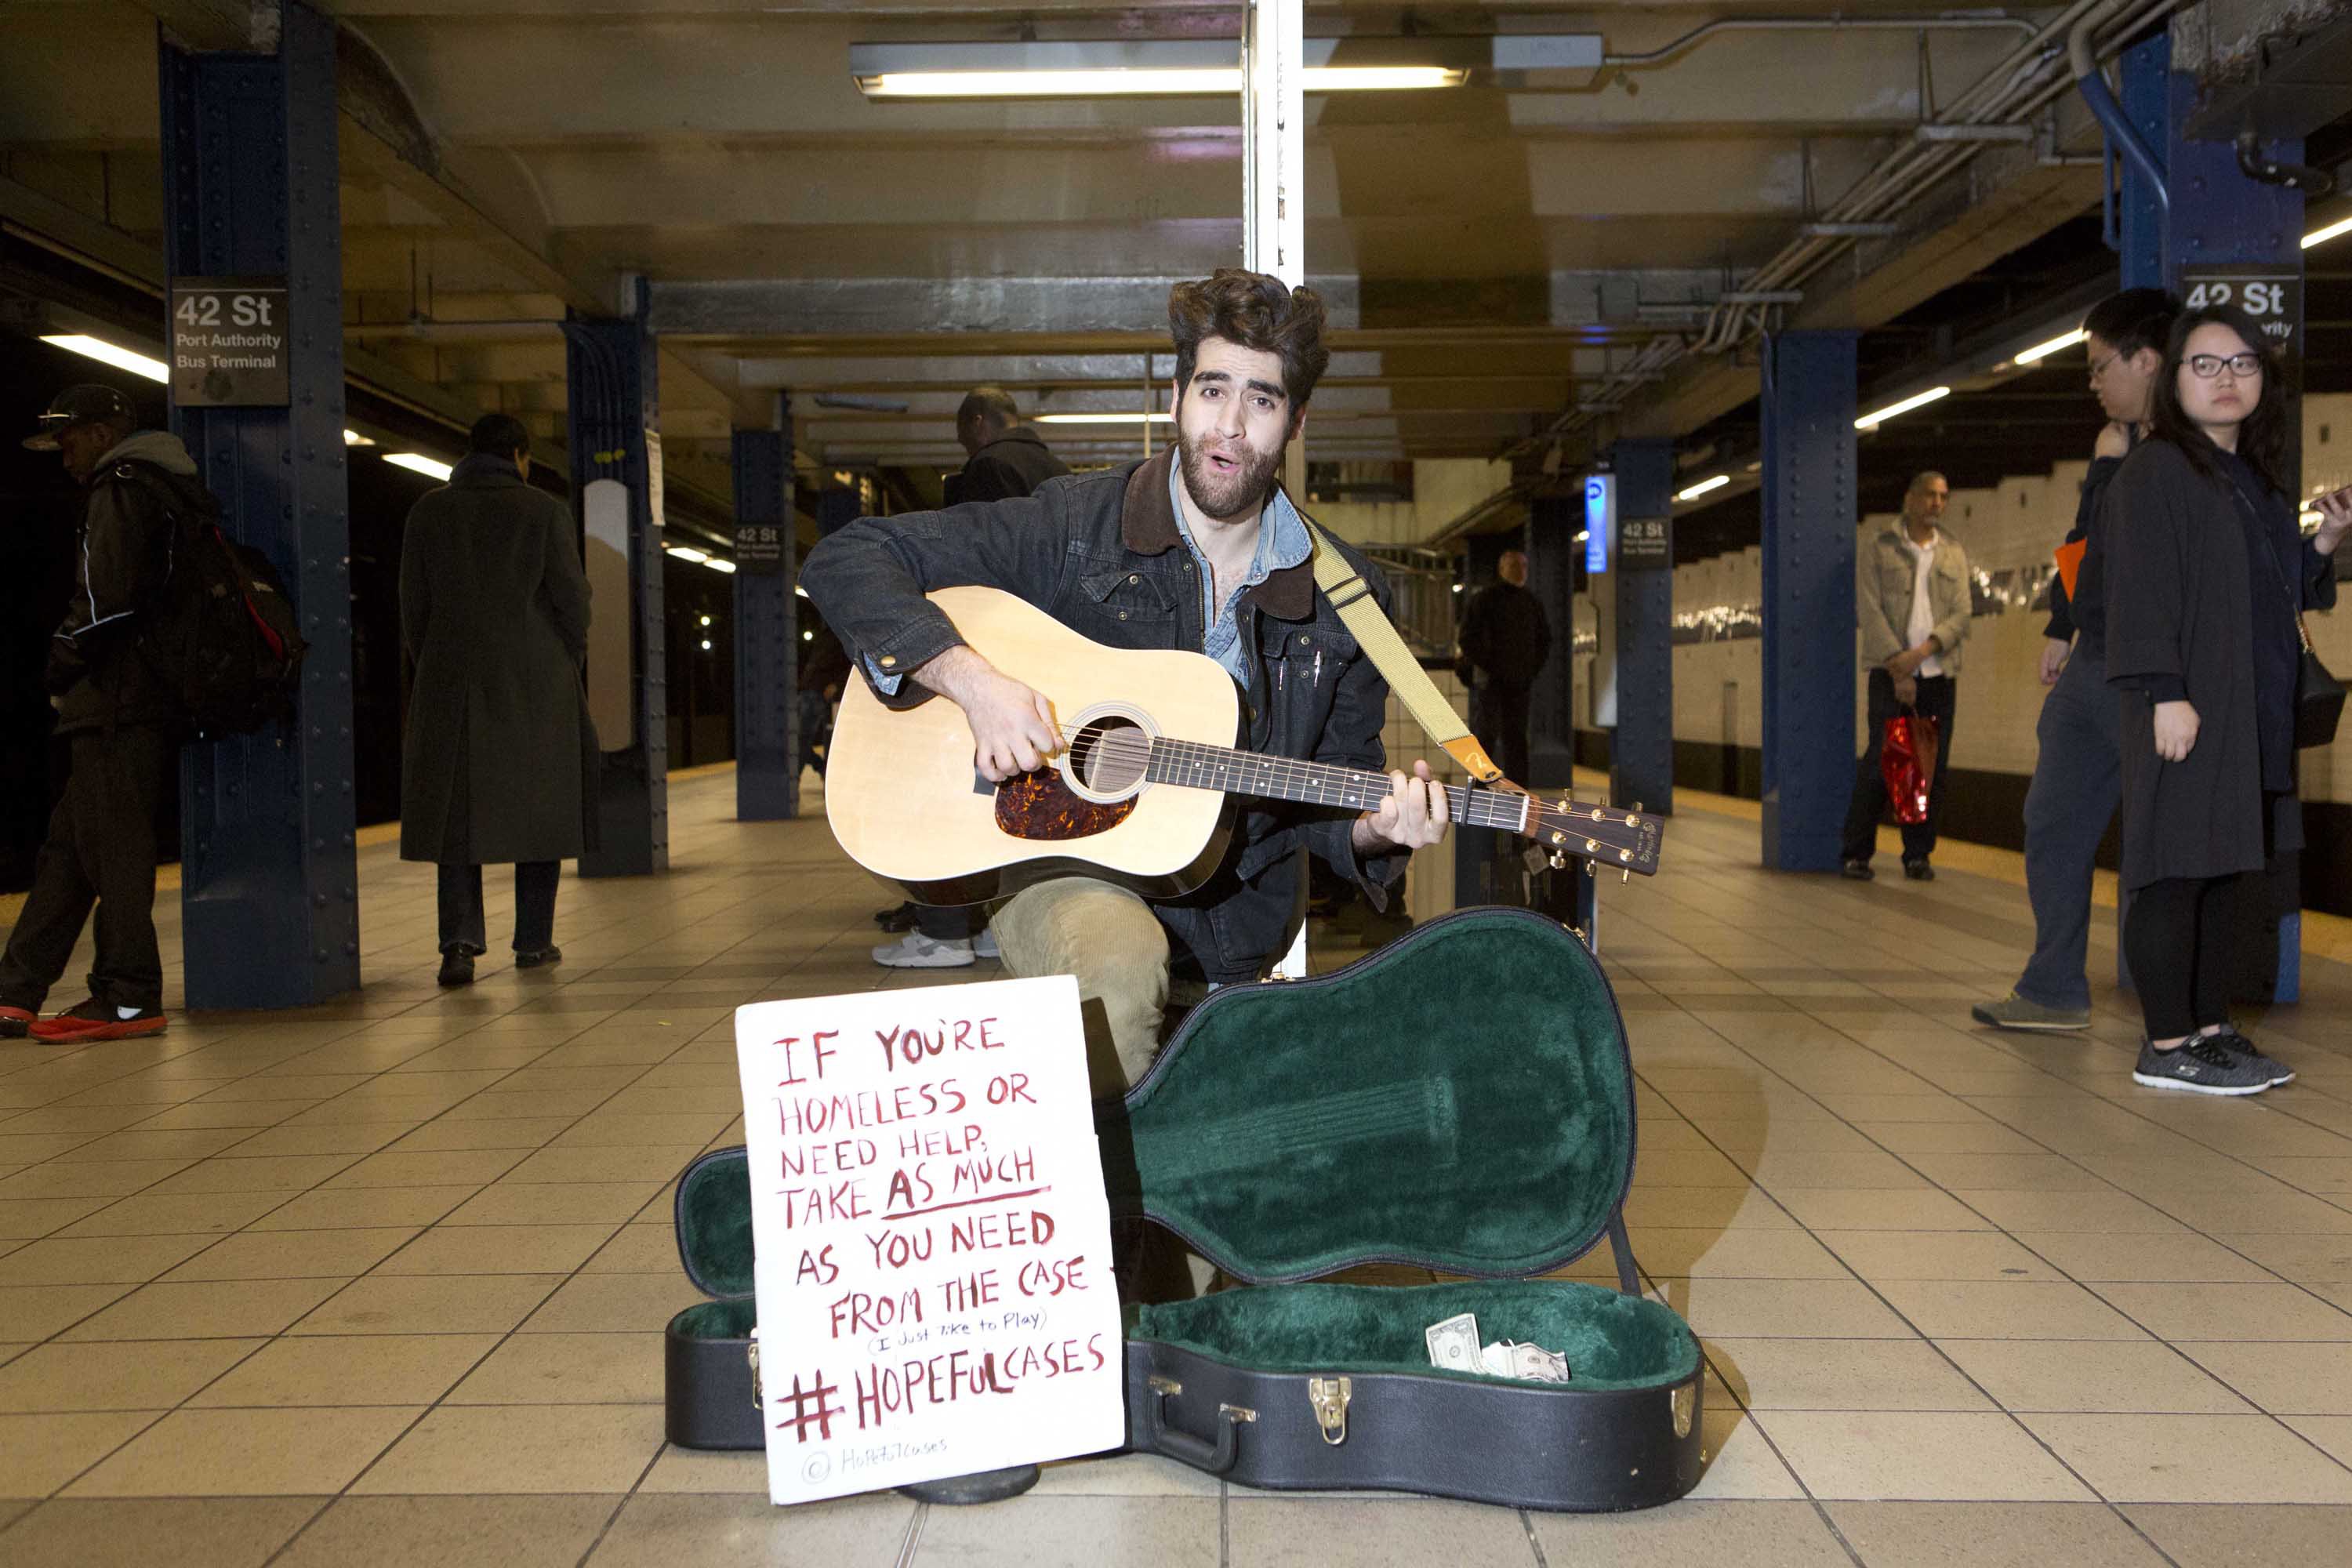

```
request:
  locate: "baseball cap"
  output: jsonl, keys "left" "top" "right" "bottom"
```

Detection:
{"left": 24, "top": 384, "right": 139, "bottom": 451}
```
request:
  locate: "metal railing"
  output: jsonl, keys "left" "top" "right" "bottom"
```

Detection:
{"left": 1360, "top": 545, "right": 1461, "bottom": 660}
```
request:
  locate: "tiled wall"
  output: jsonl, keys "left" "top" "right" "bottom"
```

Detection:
{"left": 1563, "top": 397, "right": 2352, "bottom": 806}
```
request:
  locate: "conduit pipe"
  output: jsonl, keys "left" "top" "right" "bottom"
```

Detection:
{"left": 2069, "top": 5, "right": 2168, "bottom": 212}
{"left": 1602, "top": 14, "right": 2038, "bottom": 69}
{"left": 1497, "top": 0, "right": 2179, "bottom": 474}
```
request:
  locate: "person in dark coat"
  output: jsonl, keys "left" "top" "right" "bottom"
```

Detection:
{"left": 948, "top": 387, "right": 1072, "bottom": 505}
{"left": 1976, "top": 289, "right": 2179, "bottom": 1033}
{"left": 400, "top": 413, "right": 593, "bottom": 987}
{"left": 2103, "top": 305, "right": 2350, "bottom": 1094}
{"left": 0, "top": 474, "right": 78, "bottom": 892}
{"left": 2, "top": 386, "right": 191, "bottom": 1043}
{"left": 1454, "top": 547, "right": 1551, "bottom": 785}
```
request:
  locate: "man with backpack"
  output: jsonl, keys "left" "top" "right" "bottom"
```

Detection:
{"left": 1, "top": 386, "right": 194, "bottom": 1042}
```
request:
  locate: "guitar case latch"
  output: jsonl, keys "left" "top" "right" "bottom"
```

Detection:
{"left": 1307, "top": 1376, "right": 1352, "bottom": 1445}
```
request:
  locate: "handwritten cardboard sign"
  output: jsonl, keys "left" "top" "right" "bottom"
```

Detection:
{"left": 734, "top": 975, "right": 1126, "bottom": 1504}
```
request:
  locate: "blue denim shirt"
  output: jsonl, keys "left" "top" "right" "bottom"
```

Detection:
{"left": 866, "top": 467, "right": 1312, "bottom": 693}
{"left": 1169, "top": 457, "right": 1313, "bottom": 685}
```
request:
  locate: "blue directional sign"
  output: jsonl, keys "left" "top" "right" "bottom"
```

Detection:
{"left": 1584, "top": 473, "right": 1614, "bottom": 574}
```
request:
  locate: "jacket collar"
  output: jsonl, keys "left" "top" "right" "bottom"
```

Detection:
{"left": 1120, "top": 448, "right": 1316, "bottom": 622}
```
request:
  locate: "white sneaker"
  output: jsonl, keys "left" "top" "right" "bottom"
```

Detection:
{"left": 872, "top": 933, "right": 975, "bottom": 969}
{"left": 973, "top": 927, "right": 1000, "bottom": 960}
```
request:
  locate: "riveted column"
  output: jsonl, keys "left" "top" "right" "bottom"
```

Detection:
{"left": 1607, "top": 437, "right": 1675, "bottom": 816}
{"left": 160, "top": 0, "right": 358, "bottom": 1007}
{"left": 732, "top": 405, "right": 797, "bottom": 821}
{"left": 564, "top": 289, "right": 667, "bottom": 877}
{"left": 1759, "top": 331, "right": 1859, "bottom": 872}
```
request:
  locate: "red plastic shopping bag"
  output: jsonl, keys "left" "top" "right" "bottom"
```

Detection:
{"left": 1880, "top": 712, "right": 1940, "bottom": 825}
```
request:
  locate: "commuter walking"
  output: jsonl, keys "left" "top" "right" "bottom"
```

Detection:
{"left": 399, "top": 414, "right": 594, "bottom": 988}
{"left": 1455, "top": 547, "right": 1551, "bottom": 785}
{"left": 872, "top": 388, "right": 1069, "bottom": 969}
{"left": 1977, "top": 289, "right": 2179, "bottom": 1032}
{"left": 1842, "top": 473, "right": 1972, "bottom": 880}
{"left": 1, "top": 386, "right": 190, "bottom": 1042}
{"left": 2106, "top": 305, "right": 2347, "bottom": 1094}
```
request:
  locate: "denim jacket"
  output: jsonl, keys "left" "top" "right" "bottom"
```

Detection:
{"left": 800, "top": 448, "right": 1409, "bottom": 985}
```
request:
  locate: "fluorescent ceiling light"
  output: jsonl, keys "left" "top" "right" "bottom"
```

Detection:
{"left": 704, "top": 557, "right": 738, "bottom": 574}
{"left": 342, "top": 430, "right": 376, "bottom": 448}
{"left": 41, "top": 335, "right": 167, "bottom": 383}
{"left": 2304, "top": 214, "right": 2352, "bottom": 249}
{"left": 1675, "top": 474, "right": 1731, "bottom": 502}
{"left": 665, "top": 545, "right": 710, "bottom": 564}
{"left": 861, "top": 66, "right": 1460, "bottom": 97}
{"left": 1856, "top": 387, "right": 1951, "bottom": 430}
{"left": 383, "top": 453, "right": 453, "bottom": 481}
{"left": 851, "top": 41, "right": 1465, "bottom": 100}
{"left": 2013, "top": 328, "right": 2085, "bottom": 365}
{"left": 1034, "top": 411, "right": 1174, "bottom": 425}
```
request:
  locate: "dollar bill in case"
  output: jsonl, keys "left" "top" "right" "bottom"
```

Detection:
{"left": 662, "top": 906, "right": 1703, "bottom": 1509}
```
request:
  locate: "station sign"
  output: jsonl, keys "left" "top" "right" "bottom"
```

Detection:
{"left": 1583, "top": 473, "right": 1613, "bottom": 574}
{"left": 2181, "top": 265, "right": 2302, "bottom": 358}
{"left": 169, "top": 277, "right": 289, "bottom": 407}
{"left": 736, "top": 523, "right": 789, "bottom": 575}
{"left": 1619, "top": 514, "right": 1672, "bottom": 571}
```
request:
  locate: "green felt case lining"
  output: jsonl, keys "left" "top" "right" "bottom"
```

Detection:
{"left": 674, "top": 908, "right": 1646, "bottom": 1366}
{"left": 1132, "top": 1280, "right": 1697, "bottom": 1391}
{"left": 1105, "top": 906, "right": 1635, "bottom": 1283}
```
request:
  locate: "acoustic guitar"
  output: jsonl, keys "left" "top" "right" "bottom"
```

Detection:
{"left": 825, "top": 586, "right": 1663, "bottom": 906}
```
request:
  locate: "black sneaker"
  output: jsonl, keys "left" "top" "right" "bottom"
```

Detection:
{"left": 2207, "top": 1027, "right": 2296, "bottom": 1087}
{"left": 514, "top": 946, "right": 563, "bottom": 971}
{"left": 1904, "top": 860, "right": 1936, "bottom": 881}
{"left": 1840, "top": 860, "right": 1874, "bottom": 881}
{"left": 2132, "top": 1035, "right": 2273, "bottom": 1096}
{"left": 437, "top": 951, "right": 476, "bottom": 988}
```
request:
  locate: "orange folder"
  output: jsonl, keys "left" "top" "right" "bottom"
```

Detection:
{"left": 2053, "top": 539, "right": 2086, "bottom": 601}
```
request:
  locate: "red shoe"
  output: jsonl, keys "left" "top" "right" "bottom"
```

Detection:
{"left": 0, "top": 1005, "right": 33, "bottom": 1040}
{"left": 28, "top": 999, "right": 169, "bottom": 1042}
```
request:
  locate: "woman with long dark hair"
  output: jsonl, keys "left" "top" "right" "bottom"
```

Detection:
{"left": 2103, "top": 304, "right": 2351, "bottom": 1094}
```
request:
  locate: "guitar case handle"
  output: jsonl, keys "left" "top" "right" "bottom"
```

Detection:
{"left": 1143, "top": 1376, "right": 1251, "bottom": 1475}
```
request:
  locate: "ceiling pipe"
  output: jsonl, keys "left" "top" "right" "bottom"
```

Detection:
{"left": 2068, "top": 2, "right": 2168, "bottom": 214}
{"left": 1602, "top": 14, "right": 2038, "bottom": 69}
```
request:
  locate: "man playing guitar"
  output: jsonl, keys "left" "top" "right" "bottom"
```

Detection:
{"left": 801, "top": 269, "right": 1452, "bottom": 1092}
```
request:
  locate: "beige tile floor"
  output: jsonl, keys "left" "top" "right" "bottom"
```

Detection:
{"left": 2, "top": 768, "right": 2352, "bottom": 1565}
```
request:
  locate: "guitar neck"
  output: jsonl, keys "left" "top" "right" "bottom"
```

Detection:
{"left": 1144, "top": 738, "right": 1531, "bottom": 832}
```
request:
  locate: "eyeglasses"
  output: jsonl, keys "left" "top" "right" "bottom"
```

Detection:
{"left": 2184, "top": 352, "right": 2263, "bottom": 379}
{"left": 2088, "top": 350, "right": 2122, "bottom": 382}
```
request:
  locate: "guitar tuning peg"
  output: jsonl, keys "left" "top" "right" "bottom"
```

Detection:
{"left": 1621, "top": 869, "right": 1630, "bottom": 884}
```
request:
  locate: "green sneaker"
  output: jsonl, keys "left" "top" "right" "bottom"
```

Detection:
{"left": 1971, "top": 993, "right": 2091, "bottom": 1033}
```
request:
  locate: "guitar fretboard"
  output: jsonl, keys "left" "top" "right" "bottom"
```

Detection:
{"left": 1142, "top": 738, "right": 1532, "bottom": 831}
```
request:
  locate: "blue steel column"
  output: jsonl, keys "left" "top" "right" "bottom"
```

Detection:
{"left": 2118, "top": 31, "right": 2172, "bottom": 291}
{"left": 1759, "top": 331, "right": 1859, "bottom": 872}
{"left": 564, "top": 299, "right": 667, "bottom": 876}
{"left": 159, "top": 2, "right": 357, "bottom": 1008}
{"left": 732, "top": 411, "right": 797, "bottom": 821}
{"left": 1608, "top": 438, "right": 1675, "bottom": 815}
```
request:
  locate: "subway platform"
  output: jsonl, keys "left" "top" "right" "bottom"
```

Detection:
{"left": 2, "top": 769, "right": 2352, "bottom": 1566}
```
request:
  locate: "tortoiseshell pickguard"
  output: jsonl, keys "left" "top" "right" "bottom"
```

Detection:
{"left": 993, "top": 768, "right": 1138, "bottom": 841}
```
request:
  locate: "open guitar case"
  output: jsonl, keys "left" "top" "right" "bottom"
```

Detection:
{"left": 663, "top": 904, "right": 1704, "bottom": 1512}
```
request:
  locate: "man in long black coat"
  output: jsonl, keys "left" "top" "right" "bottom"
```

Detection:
{"left": 1454, "top": 548, "right": 1550, "bottom": 786}
{"left": 399, "top": 413, "right": 593, "bottom": 986}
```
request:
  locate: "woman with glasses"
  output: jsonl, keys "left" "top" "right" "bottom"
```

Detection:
{"left": 2103, "top": 304, "right": 2351, "bottom": 1094}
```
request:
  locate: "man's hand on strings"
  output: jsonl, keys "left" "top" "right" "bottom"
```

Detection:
{"left": 915, "top": 645, "right": 1059, "bottom": 781}
{"left": 1354, "top": 759, "right": 1451, "bottom": 853}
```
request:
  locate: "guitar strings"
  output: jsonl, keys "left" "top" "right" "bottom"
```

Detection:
{"left": 1037, "top": 727, "right": 1541, "bottom": 832}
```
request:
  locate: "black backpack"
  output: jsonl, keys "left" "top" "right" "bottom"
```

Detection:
{"left": 113, "top": 463, "right": 308, "bottom": 738}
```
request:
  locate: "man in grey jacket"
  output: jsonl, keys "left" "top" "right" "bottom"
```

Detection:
{"left": 1, "top": 386, "right": 190, "bottom": 1042}
{"left": 1841, "top": 471, "right": 1973, "bottom": 881}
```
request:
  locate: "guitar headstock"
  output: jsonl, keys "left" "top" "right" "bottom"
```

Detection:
{"left": 1518, "top": 794, "right": 1665, "bottom": 877}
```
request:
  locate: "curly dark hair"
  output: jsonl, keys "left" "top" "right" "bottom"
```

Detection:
{"left": 1167, "top": 269, "right": 1331, "bottom": 411}
{"left": 2147, "top": 303, "right": 2291, "bottom": 495}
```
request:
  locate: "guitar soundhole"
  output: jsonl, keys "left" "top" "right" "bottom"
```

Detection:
{"left": 1069, "top": 717, "right": 1150, "bottom": 795}
{"left": 993, "top": 768, "right": 1139, "bottom": 842}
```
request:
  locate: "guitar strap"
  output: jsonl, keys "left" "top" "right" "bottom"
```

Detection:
{"left": 1301, "top": 517, "right": 1505, "bottom": 785}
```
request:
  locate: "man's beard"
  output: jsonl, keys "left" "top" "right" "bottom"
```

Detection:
{"left": 1178, "top": 426, "right": 1287, "bottom": 522}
